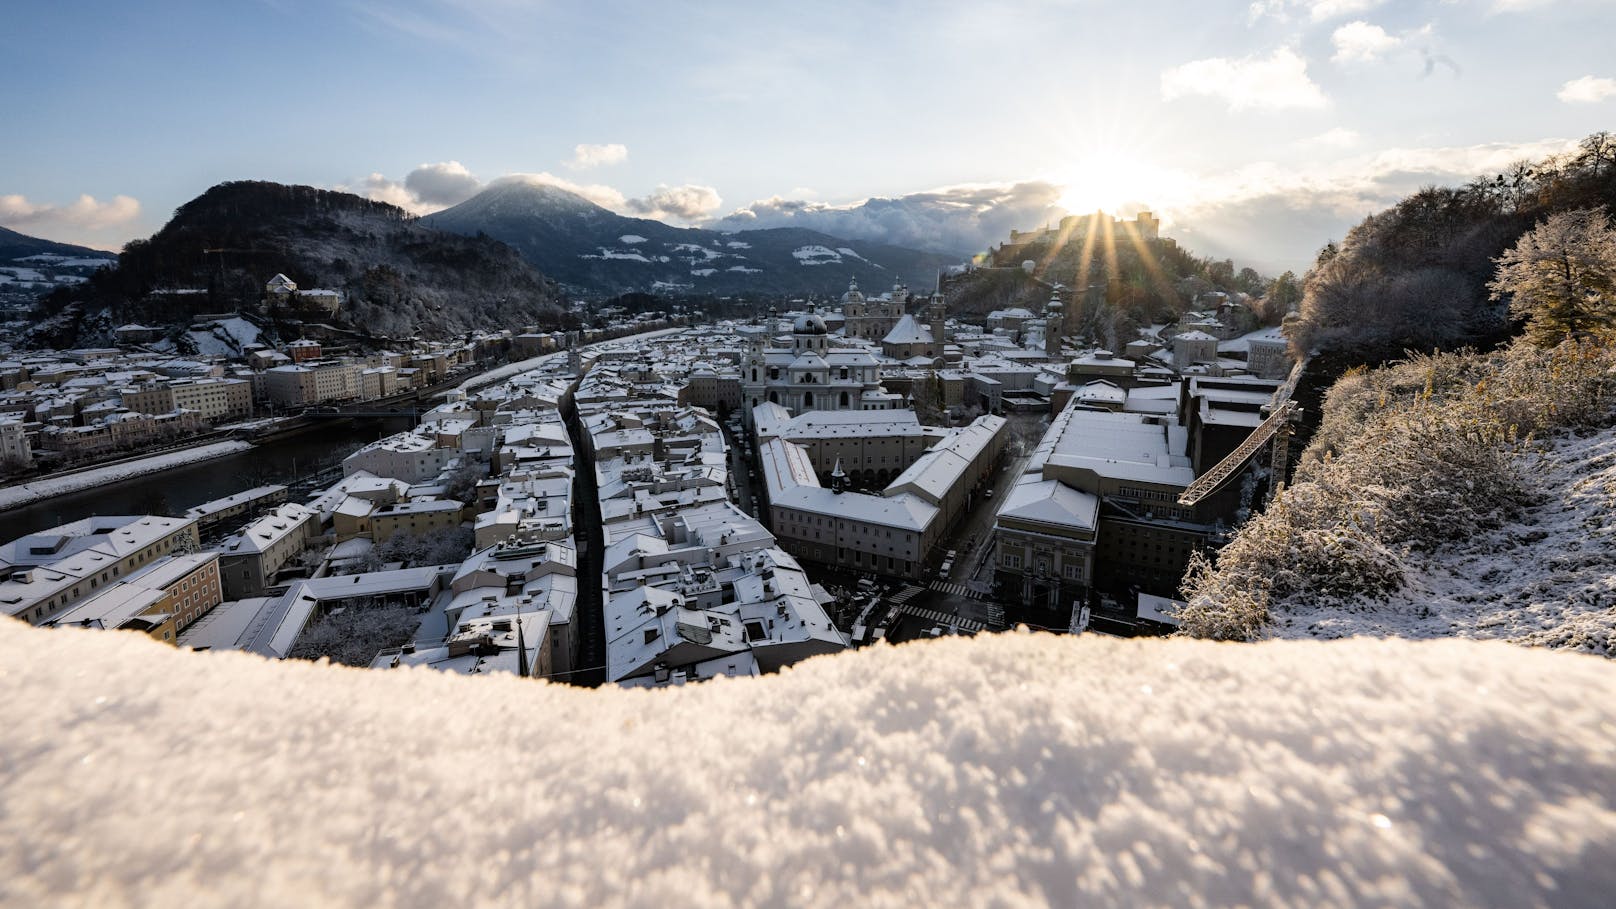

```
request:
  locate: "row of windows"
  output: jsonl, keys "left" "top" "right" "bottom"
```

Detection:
{"left": 1117, "top": 486, "right": 1177, "bottom": 503}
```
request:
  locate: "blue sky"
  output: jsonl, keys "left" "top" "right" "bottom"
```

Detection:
{"left": 3, "top": 0, "right": 1614, "bottom": 272}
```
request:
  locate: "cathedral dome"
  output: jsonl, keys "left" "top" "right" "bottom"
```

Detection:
{"left": 793, "top": 313, "right": 829, "bottom": 335}
{"left": 841, "top": 279, "right": 865, "bottom": 304}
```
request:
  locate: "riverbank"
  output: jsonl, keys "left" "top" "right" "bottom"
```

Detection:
{"left": 0, "top": 441, "right": 255, "bottom": 511}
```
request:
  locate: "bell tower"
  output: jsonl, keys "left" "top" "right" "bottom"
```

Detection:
{"left": 1044, "top": 291, "right": 1064, "bottom": 359}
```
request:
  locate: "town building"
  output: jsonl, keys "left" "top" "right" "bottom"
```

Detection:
{"left": 756, "top": 414, "right": 1006, "bottom": 579}
{"left": 49, "top": 552, "right": 223, "bottom": 644}
{"left": 0, "top": 515, "right": 202, "bottom": 626}
{"left": 217, "top": 503, "right": 320, "bottom": 598}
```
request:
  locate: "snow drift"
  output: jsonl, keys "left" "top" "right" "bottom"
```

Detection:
{"left": 2, "top": 622, "right": 1614, "bottom": 907}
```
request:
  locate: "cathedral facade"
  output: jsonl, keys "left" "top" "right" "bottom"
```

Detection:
{"left": 740, "top": 309, "right": 896, "bottom": 422}
{"left": 839, "top": 279, "right": 909, "bottom": 341}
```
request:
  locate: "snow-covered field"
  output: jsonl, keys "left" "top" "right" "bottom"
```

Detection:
{"left": 187, "top": 317, "right": 262, "bottom": 357}
{"left": 618, "top": 234, "right": 647, "bottom": 244}
{"left": 1271, "top": 429, "right": 1616, "bottom": 654}
{"left": 793, "top": 244, "right": 842, "bottom": 265}
{"left": 0, "top": 441, "right": 253, "bottom": 510}
{"left": 582, "top": 248, "right": 651, "bottom": 263}
{"left": 2, "top": 626, "right": 1612, "bottom": 907}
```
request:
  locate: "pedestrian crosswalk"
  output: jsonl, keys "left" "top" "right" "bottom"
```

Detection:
{"left": 889, "top": 586, "right": 926, "bottom": 605}
{"left": 928, "top": 580, "right": 974, "bottom": 598}
{"left": 900, "top": 604, "right": 985, "bottom": 633}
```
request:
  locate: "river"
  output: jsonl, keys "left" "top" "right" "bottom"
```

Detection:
{"left": 0, "top": 416, "right": 415, "bottom": 541}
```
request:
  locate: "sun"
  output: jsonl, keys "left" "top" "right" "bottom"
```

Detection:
{"left": 1054, "top": 151, "right": 1177, "bottom": 216}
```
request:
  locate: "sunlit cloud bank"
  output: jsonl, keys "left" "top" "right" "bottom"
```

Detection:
{"left": 713, "top": 183, "right": 1067, "bottom": 257}
{"left": 341, "top": 136, "right": 1583, "bottom": 277}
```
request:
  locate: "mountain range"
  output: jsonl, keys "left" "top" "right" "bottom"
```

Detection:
{"left": 423, "top": 180, "right": 957, "bottom": 298}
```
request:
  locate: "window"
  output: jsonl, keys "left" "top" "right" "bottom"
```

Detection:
{"left": 1002, "top": 554, "right": 1022, "bottom": 569}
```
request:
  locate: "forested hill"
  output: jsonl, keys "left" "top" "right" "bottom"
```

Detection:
{"left": 939, "top": 217, "right": 1293, "bottom": 349}
{"left": 32, "top": 181, "right": 569, "bottom": 347}
{"left": 1291, "top": 131, "right": 1616, "bottom": 361}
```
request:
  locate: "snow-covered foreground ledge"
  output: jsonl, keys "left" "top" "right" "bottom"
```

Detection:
{"left": 0, "top": 441, "right": 253, "bottom": 510}
{"left": 3, "top": 624, "right": 1614, "bottom": 908}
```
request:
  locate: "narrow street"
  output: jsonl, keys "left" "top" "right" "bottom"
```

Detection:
{"left": 721, "top": 423, "right": 758, "bottom": 518}
{"left": 950, "top": 412, "right": 1044, "bottom": 587}
{"left": 566, "top": 402, "right": 607, "bottom": 687}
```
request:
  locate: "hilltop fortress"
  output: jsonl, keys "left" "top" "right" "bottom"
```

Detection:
{"left": 989, "top": 210, "right": 1164, "bottom": 267}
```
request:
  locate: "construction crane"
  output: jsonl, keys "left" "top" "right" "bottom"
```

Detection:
{"left": 201, "top": 247, "right": 261, "bottom": 279}
{"left": 1177, "top": 357, "right": 1308, "bottom": 507}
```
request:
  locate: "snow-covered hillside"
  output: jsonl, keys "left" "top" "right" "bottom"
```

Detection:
{"left": 1271, "top": 427, "right": 1616, "bottom": 650}
{"left": 1180, "top": 341, "right": 1616, "bottom": 654}
{"left": 3, "top": 622, "right": 1614, "bottom": 907}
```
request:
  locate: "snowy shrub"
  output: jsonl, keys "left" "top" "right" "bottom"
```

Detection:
{"left": 1180, "top": 339, "right": 1616, "bottom": 641}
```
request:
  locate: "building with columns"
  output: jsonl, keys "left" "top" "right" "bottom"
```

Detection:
{"left": 740, "top": 307, "right": 900, "bottom": 423}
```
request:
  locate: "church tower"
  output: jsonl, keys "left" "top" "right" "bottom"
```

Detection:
{"left": 1044, "top": 291, "right": 1064, "bottom": 359}
{"left": 928, "top": 292, "right": 946, "bottom": 347}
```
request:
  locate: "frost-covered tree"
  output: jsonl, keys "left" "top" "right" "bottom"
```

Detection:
{"left": 1488, "top": 208, "right": 1616, "bottom": 346}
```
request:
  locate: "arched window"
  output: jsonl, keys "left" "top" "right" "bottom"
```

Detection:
{"left": 768, "top": 391, "right": 779, "bottom": 404}
{"left": 804, "top": 391, "right": 814, "bottom": 407}
{"left": 840, "top": 391, "right": 849, "bottom": 407}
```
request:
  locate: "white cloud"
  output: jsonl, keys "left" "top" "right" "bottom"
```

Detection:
{"left": 0, "top": 193, "right": 141, "bottom": 231}
{"left": 1248, "top": 0, "right": 1388, "bottom": 24}
{"left": 348, "top": 161, "right": 484, "bottom": 214}
{"left": 0, "top": 192, "right": 142, "bottom": 248}
{"left": 625, "top": 184, "right": 722, "bottom": 223}
{"left": 1557, "top": 76, "right": 1616, "bottom": 104}
{"left": 404, "top": 161, "right": 482, "bottom": 206}
{"left": 567, "top": 143, "right": 628, "bottom": 169}
{"left": 1331, "top": 21, "right": 1402, "bottom": 63}
{"left": 1161, "top": 48, "right": 1328, "bottom": 112}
